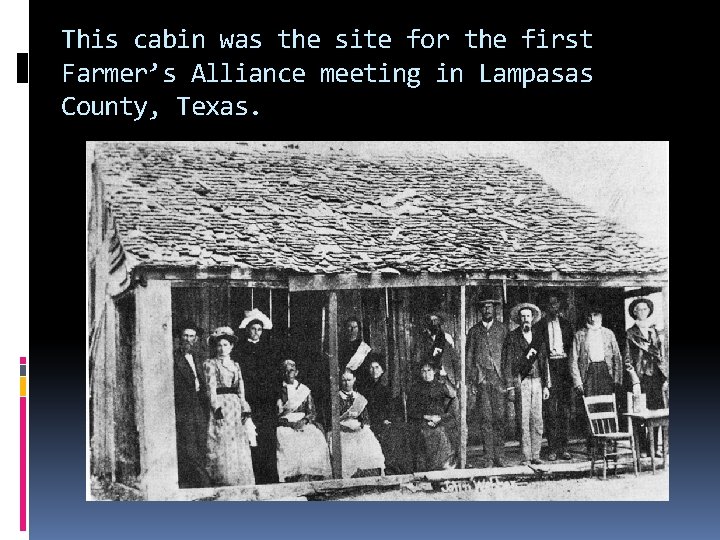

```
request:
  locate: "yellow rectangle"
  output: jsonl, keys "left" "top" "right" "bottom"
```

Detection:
{"left": 20, "top": 376, "right": 26, "bottom": 396}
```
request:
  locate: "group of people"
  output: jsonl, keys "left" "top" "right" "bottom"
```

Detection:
{"left": 174, "top": 309, "right": 393, "bottom": 488}
{"left": 173, "top": 295, "right": 667, "bottom": 489}
{"left": 466, "top": 295, "right": 667, "bottom": 467}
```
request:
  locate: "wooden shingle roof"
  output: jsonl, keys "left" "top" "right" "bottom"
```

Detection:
{"left": 94, "top": 142, "right": 667, "bottom": 275}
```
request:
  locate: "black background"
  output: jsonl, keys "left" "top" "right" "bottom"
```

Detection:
{"left": 28, "top": 4, "right": 709, "bottom": 540}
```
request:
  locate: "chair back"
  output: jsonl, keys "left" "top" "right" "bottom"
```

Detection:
{"left": 583, "top": 394, "right": 620, "bottom": 435}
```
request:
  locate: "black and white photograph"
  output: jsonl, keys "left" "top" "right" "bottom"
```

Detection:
{"left": 87, "top": 141, "right": 668, "bottom": 501}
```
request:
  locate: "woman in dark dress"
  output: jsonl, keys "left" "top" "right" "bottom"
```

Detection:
{"left": 361, "top": 360, "right": 413, "bottom": 475}
{"left": 234, "top": 308, "right": 279, "bottom": 484}
{"left": 407, "top": 362, "right": 458, "bottom": 472}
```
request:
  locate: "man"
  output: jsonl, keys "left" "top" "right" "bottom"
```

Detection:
{"left": 173, "top": 322, "right": 211, "bottom": 488}
{"left": 415, "top": 312, "right": 461, "bottom": 388}
{"left": 339, "top": 317, "right": 373, "bottom": 390}
{"left": 466, "top": 298, "right": 510, "bottom": 467}
{"left": 625, "top": 297, "right": 667, "bottom": 457}
{"left": 503, "top": 303, "right": 550, "bottom": 465}
{"left": 538, "top": 295, "right": 575, "bottom": 461}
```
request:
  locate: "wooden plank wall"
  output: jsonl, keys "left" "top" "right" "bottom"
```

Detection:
{"left": 171, "top": 286, "right": 291, "bottom": 360}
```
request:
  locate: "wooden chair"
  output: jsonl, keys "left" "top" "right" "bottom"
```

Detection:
{"left": 583, "top": 394, "right": 638, "bottom": 479}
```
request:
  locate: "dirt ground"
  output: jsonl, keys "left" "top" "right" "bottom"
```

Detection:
{"left": 334, "top": 470, "right": 669, "bottom": 501}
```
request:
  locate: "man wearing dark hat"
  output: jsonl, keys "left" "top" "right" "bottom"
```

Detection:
{"left": 466, "top": 298, "right": 511, "bottom": 467}
{"left": 537, "top": 294, "right": 575, "bottom": 461}
{"left": 415, "top": 312, "right": 461, "bottom": 388}
{"left": 503, "top": 303, "right": 550, "bottom": 465}
{"left": 625, "top": 297, "right": 667, "bottom": 457}
{"left": 173, "top": 322, "right": 211, "bottom": 488}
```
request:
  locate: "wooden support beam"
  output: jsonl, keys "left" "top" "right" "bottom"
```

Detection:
{"left": 169, "top": 279, "right": 288, "bottom": 289}
{"left": 459, "top": 285, "right": 467, "bottom": 469}
{"left": 289, "top": 272, "right": 668, "bottom": 292}
{"left": 290, "top": 272, "right": 467, "bottom": 291}
{"left": 328, "top": 292, "right": 342, "bottom": 479}
{"left": 134, "top": 280, "right": 179, "bottom": 499}
{"left": 141, "top": 266, "right": 287, "bottom": 284}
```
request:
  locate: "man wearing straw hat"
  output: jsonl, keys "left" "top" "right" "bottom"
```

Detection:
{"left": 503, "top": 303, "right": 550, "bottom": 465}
{"left": 466, "top": 298, "right": 511, "bottom": 468}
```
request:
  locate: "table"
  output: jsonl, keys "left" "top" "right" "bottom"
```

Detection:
{"left": 624, "top": 408, "right": 669, "bottom": 473}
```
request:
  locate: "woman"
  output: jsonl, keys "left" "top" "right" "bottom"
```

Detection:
{"left": 275, "top": 359, "right": 332, "bottom": 482}
{"left": 335, "top": 369, "right": 386, "bottom": 478}
{"left": 407, "top": 362, "right": 457, "bottom": 472}
{"left": 203, "top": 327, "right": 255, "bottom": 486}
{"left": 361, "top": 360, "right": 413, "bottom": 475}
{"left": 625, "top": 298, "right": 668, "bottom": 457}
{"left": 235, "top": 308, "right": 278, "bottom": 484}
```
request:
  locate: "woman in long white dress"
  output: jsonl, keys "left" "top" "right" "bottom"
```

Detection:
{"left": 203, "top": 327, "right": 255, "bottom": 486}
{"left": 335, "top": 369, "right": 385, "bottom": 479}
{"left": 275, "top": 359, "right": 332, "bottom": 482}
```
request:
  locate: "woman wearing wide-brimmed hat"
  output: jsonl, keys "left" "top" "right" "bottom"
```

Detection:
{"left": 203, "top": 327, "right": 255, "bottom": 486}
{"left": 625, "top": 297, "right": 667, "bottom": 457}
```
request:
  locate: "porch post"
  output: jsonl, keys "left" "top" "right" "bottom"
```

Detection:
{"left": 328, "top": 291, "right": 342, "bottom": 478}
{"left": 459, "top": 285, "right": 467, "bottom": 469}
{"left": 459, "top": 285, "right": 467, "bottom": 468}
{"left": 134, "top": 279, "right": 178, "bottom": 499}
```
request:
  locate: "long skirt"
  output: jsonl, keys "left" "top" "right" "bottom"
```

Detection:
{"left": 335, "top": 427, "right": 385, "bottom": 478}
{"left": 640, "top": 371, "right": 666, "bottom": 410}
{"left": 583, "top": 363, "right": 616, "bottom": 450}
{"left": 206, "top": 394, "right": 255, "bottom": 486}
{"left": 276, "top": 424, "right": 332, "bottom": 482}
{"left": 412, "top": 422, "right": 453, "bottom": 472}
{"left": 374, "top": 423, "right": 414, "bottom": 475}
{"left": 585, "top": 362, "right": 614, "bottom": 396}
{"left": 638, "top": 370, "right": 667, "bottom": 454}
